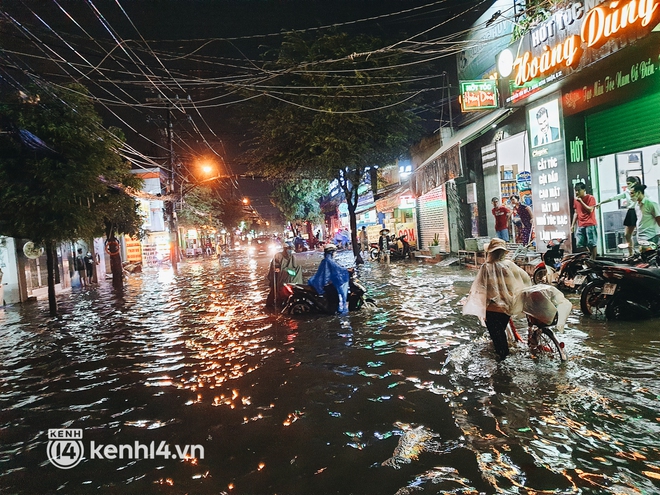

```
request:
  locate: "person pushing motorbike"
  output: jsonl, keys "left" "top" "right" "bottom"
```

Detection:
{"left": 266, "top": 241, "right": 302, "bottom": 308}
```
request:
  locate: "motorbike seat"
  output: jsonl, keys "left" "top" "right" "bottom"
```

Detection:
{"left": 629, "top": 266, "right": 660, "bottom": 279}
{"left": 289, "top": 284, "right": 318, "bottom": 295}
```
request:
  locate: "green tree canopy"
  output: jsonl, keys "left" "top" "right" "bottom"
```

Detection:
{"left": 243, "top": 32, "right": 423, "bottom": 256}
{"left": 0, "top": 83, "right": 142, "bottom": 243}
{"left": 270, "top": 179, "right": 329, "bottom": 223}
{"left": 0, "top": 82, "right": 143, "bottom": 313}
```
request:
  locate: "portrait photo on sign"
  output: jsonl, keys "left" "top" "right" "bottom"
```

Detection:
{"left": 529, "top": 99, "right": 561, "bottom": 148}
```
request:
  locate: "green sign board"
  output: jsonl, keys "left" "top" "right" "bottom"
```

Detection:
{"left": 459, "top": 80, "right": 499, "bottom": 112}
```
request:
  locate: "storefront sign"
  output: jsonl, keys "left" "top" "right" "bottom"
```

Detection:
{"left": 562, "top": 38, "right": 660, "bottom": 115}
{"left": 457, "top": 0, "right": 517, "bottom": 81}
{"left": 395, "top": 223, "right": 417, "bottom": 244}
{"left": 497, "top": 0, "right": 660, "bottom": 104}
{"left": 527, "top": 97, "right": 572, "bottom": 250}
{"left": 459, "top": 80, "right": 499, "bottom": 111}
{"left": 124, "top": 236, "right": 142, "bottom": 262}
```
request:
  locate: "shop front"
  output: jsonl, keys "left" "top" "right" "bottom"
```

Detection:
{"left": 496, "top": 0, "right": 660, "bottom": 254}
{"left": 374, "top": 187, "right": 418, "bottom": 248}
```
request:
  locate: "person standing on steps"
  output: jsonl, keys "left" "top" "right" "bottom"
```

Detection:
{"left": 596, "top": 175, "right": 641, "bottom": 256}
{"left": 491, "top": 197, "right": 511, "bottom": 241}
{"left": 571, "top": 182, "right": 598, "bottom": 260}
{"left": 630, "top": 183, "right": 660, "bottom": 245}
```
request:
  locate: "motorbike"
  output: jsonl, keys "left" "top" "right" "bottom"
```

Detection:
{"left": 369, "top": 234, "right": 413, "bottom": 261}
{"left": 281, "top": 271, "right": 376, "bottom": 315}
{"left": 597, "top": 264, "right": 660, "bottom": 319}
{"left": 579, "top": 242, "right": 658, "bottom": 317}
{"left": 532, "top": 238, "right": 590, "bottom": 290}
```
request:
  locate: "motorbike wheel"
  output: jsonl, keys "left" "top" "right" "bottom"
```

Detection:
{"left": 287, "top": 300, "right": 312, "bottom": 315}
{"left": 580, "top": 281, "right": 606, "bottom": 317}
{"left": 537, "top": 328, "right": 567, "bottom": 361}
{"left": 604, "top": 293, "right": 651, "bottom": 320}
{"left": 363, "top": 298, "right": 378, "bottom": 310}
{"left": 369, "top": 247, "right": 380, "bottom": 261}
{"left": 533, "top": 266, "right": 547, "bottom": 285}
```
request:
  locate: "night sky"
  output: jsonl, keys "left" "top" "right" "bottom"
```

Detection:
{"left": 1, "top": 0, "right": 492, "bottom": 216}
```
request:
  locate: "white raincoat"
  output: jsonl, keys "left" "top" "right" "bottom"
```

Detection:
{"left": 462, "top": 259, "right": 531, "bottom": 320}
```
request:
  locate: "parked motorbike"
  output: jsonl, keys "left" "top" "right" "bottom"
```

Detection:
{"left": 596, "top": 263, "right": 660, "bottom": 319}
{"left": 368, "top": 234, "right": 413, "bottom": 261}
{"left": 580, "top": 241, "right": 659, "bottom": 317}
{"left": 532, "top": 238, "right": 590, "bottom": 290}
{"left": 281, "top": 271, "right": 376, "bottom": 315}
{"left": 580, "top": 247, "right": 658, "bottom": 317}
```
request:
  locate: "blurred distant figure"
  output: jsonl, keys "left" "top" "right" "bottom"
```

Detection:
{"left": 378, "top": 228, "right": 390, "bottom": 264}
{"left": 359, "top": 226, "right": 369, "bottom": 253}
{"left": 75, "top": 248, "right": 88, "bottom": 288}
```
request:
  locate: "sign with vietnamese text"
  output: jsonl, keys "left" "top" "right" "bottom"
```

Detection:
{"left": 497, "top": 0, "right": 660, "bottom": 104}
{"left": 527, "top": 96, "right": 572, "bottom": 252}
{"left": 459, "top": 80, "right": 499, "bottom": 111}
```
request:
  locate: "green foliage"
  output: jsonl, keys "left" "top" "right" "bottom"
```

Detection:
{"left": 0, "top": 83, "right": 143, "bottom": 243}
{"left": 512, "top": 0, "right": 555, "bottom": 41}
{"left": 270, "top": 179, "right": 329, "bottom": 223}
{"left": 431, "top": 233, "right": 440, "bottom": 246}
{"left": 243, "top": 31, "right": 423, "bottom": 204}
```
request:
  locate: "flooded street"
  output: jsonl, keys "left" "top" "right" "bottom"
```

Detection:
{"left": 1, "top": 251, "right": 659, "bottom": 494}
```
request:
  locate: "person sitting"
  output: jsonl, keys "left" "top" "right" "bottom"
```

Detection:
{"left": 266, "top": 241, "right": 302, "bottom": 308}
{"left": 308, "top": 244, "right": 350, "bottom": 314}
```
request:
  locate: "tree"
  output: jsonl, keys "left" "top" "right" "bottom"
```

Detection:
{"left": 243, "top": 32, "right": 423, "bottom": 259}
{"left": 270, "top": 179, "right": 329, "bottom": 224}
{"left": 0, "top": 83, "right": 142, "bottom": 314}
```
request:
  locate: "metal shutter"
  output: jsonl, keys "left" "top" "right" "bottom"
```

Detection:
{"left": 586, "top": 90, "right": 660, "bottom": 159}
{"left": 418, "top": 185, "right": 449, "bottom": 252}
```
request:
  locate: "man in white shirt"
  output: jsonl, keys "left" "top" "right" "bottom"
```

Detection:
{"left": 630, "top": 183, "right": 660, "bottom": 244}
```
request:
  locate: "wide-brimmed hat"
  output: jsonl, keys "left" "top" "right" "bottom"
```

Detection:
{"left": 486, "top": 237, "right": 507, "bottom": 253}
{"left": 380, "top": 228, "right": 390, "bottom": 235}
{"left": 324, "top": 244, "right": 337, "bottom": 253}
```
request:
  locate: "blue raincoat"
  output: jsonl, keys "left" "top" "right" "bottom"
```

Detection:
{"left": 308, "top": 253, "right": 350, "bottom": 313}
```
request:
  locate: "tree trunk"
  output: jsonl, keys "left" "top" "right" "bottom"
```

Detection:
{"left": 108, "top": 236, "right": 123, "bottom": 290}
{"left": 45, "top": 240, "right": 58, "bottom": 316}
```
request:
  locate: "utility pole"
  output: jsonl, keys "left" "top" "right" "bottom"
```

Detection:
{"left": 146, "top": 96, "right": 189, "bottom": 273}
{"left": 166, "top": 106, "right": 180, "bottom": 272}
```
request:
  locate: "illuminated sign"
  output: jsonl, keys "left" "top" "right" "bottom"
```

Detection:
{"left": 497, "top": 0, "right": 660, "bottom": 104}
{"left": 526, "top": 96, "right": 572, "bottom": 250}
{"left": 459, "top": 80, "right": 499, "bottom": 111}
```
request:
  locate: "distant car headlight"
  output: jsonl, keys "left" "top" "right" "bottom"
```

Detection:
{"left": 268, "top": 244, "right": 279, "bottom": 254}
{"left": 247, "top": 246, "right": 256, "bottom": 254}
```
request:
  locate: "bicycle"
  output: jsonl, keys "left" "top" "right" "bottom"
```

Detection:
{"left": 507, "top": 284, "right": 570, "bottom": 361}
{"left": 508, "top": 316, "right": 567, "bottom": 361}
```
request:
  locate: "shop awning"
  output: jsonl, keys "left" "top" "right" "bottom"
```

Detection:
{"left": 375, "top": 185, "right": 413, "bottom": 213}
{"left": 416, "top": 107, "right": 516, "bottom": 172}
{"left": 410, "top": 108, "right": 516, "bottom": 197}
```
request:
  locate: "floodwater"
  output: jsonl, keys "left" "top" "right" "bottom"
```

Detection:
{"left": 1, "top": 250, "right": 659, "bottom": 495}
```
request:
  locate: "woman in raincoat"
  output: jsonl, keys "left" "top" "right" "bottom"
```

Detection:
{"left": 462, "top": 237, "right": 531, "bottom": 360}
{"left": 308, "top": 244, "right": 350, "bottom": 314}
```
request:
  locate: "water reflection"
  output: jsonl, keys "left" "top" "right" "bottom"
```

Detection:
{"left": 0, "top": 252, "right": 659, "bottom": 494}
